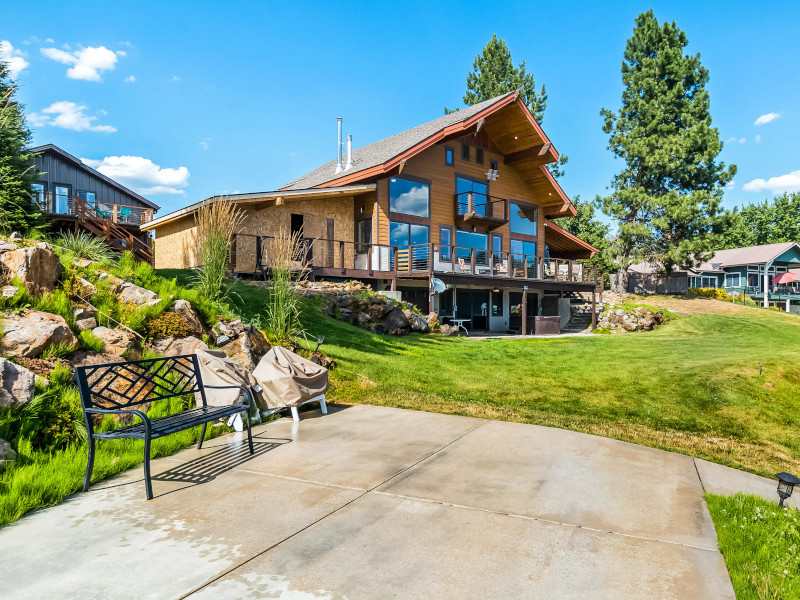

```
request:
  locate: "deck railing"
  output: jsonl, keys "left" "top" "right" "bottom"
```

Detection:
{"left": 35, "top": 191, "right": 154, "bottom": 225}
{"left": 235, "top": 235, "right": 601, "bottom": 286}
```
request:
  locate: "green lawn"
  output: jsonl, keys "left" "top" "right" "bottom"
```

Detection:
{"left": 163, "top": 269, "right": 800, "bottom": 479}
{"left": 706, "top": 493, "right": 800, "bottom": 599}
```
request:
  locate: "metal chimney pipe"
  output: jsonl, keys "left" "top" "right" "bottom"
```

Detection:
{"left": 345, "top": 134, "right": 353, "bottom": 170}
{"left": 335, "top": 117, "right": 343, "bottom": 174}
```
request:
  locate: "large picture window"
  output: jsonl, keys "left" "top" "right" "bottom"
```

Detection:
{"left": 389, "top": 177, "right": 429, "bottom": 218}
{"left": 510, "top": 202, "right": 537, "bottom": 236}
{"left": 390, "top": 221, "right": 429, "bottom": 270}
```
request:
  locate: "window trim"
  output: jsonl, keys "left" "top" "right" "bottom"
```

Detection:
{"left": 388, "top": 175, "right": 431, "bottom": 220}
{"left": 444, "top": 146, "right": 454, "bottom": 167}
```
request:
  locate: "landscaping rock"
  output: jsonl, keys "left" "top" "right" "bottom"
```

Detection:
{"left": 73, "top": 307, "right": 95, "bottom": 321}
{"left": 338, "top": 309, "right": 356, "bottom": 325}
{"left": 76, "top": 317, "right": 97, "bottom": 331}
{"left": 146, "top": 336, "right": 208, "bottom": 357}
{"left": 223, "top": 325, "right": 271, "bottom": 370}
{"left": 1, "top": 311, "right": 78, "bottom": 358}
{"left": 368, "top": 302, "right": 386, "bottom": 321}
{"left": 1, "top": 285, "right": 18, "bottom": 298}
{"left": 170, "top": 299, "right": 205, "bottom": 336}
{"left": 92, "top": 326, "right": 138, "bottom": 355}
{"left": 368, "top": 296, "right": 386, "bottom": 305}
{"left": 9, "top": 231, "right": 22, "bottom": 241}
{"left": 78, "top": 278, "right": 97, "bottom": 297}
{"left": 426, "top": 312, "right": 439, "bottom": 328}
{"left": 215, "top": 319, "right": 245, "bottom": 339}
{"left": 383, "top": 307, "right": 410, "bottom": 336}
{"left": 309, "top": 351, "right": 336, "bottom": 369}
{"left": 66, "top": 350, "right": 124, "bottom": 369}
{"left": 409, "top": 312, "right": 430, "bottom": 333}
{"left": 0, "top": 357, "right": 36, "bottom": 407}
{"left": 0, "top": 438, "right": 16, "bottom": 465}
{"left": 0, "top": 244, "right": 62, "bottom": 293}
{"left": 356, "top": 311, "right": 371, "bottom": 327}
{"left": 0, "top": 241, "right": 18, "bottom": 252}
{"left": 368, "top": 322, "right": 386, "bottom": 335}
{"left": 439, "top": 324, "right": 459, "bottom": 336}
{"left": 118, "top": 281, "right": 162, "bottom": 307}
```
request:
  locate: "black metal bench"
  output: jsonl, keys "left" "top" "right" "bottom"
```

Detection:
{"left": 76, "top": 354, "right": 254, "bottom": 500}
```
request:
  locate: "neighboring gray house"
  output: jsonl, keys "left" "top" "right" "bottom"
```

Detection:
{"left": 30, "top": 144, "right": 159, "bottom": 261}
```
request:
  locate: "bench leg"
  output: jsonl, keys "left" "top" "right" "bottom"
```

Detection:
{"left": 197, "top": 422, "right": 207, "bottom": 450}
{"left": 290, "top": 406, "right": 300, "bottom": 422}
{"left": 82, "top": 437, "right": 95, "bottom": 492}
{"left": 245, "top": 411, "right": 254, "bottom": 454}
{"left": 143, "top": 435, "right": 153, "bottom": 500}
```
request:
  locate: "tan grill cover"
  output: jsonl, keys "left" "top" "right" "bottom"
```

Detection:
{"left": 253, "top": 346, "right": 329, "bottom": 409}
{"left": 195, "top": 349, "right": 258, "bottom": 407}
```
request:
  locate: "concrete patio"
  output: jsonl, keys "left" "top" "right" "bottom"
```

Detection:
{"left": 1, "top": 403, "right": 781, "bottom": 599}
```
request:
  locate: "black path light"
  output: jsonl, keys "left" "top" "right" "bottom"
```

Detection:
{"left": 775, "top": 472, "right": 800, "bottom": 508}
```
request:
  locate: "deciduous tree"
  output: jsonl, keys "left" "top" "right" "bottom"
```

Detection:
{"left": 559, "top": 196, "right": 613, "bottom": 274}
{"left": 598, "top": 11, "right": 735, "bottom": 292}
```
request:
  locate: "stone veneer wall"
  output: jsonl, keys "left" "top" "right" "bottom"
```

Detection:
{"left": 152, "top": 196, "right": 356, "bottom": 271}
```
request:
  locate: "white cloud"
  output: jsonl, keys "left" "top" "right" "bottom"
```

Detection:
{"left": 40, "top": 45, "right": 120, "bottom": 81}
{"left": 726, "top": 180, "right": 735, "bottom": 190}
{"left": 124, "top": 74, "right": 135, "bottom": 83}
{"left": 754, "top": 112, "right": 781, "bottom": 125}
{"left": 171, "top": 75, "right": 180, "bottom": 82}
{"left": 726, "top": 136, "right": 737, "bottom": 144}
{"left": 81, "top": 155, "right": 190, "bottom": 195}
{"left": 743, "top": 170, "right": 800, "bottom": 194}
{"left": 199, "top": 137, "right": 212, "bottom": 150}
{"left": 0, "top": 41, "right": 30, "bottom": 77}
{"left": 755, "top": 134, "right": 761, "bottom": 144}
{"left": 739, "top": 138, "right": 746, "bottom": 144}
{"left": 29, "top": 101, "right": 116, "bottom": 132}
{"left": 45, "top": 38, "right": 54, "bottom": 44}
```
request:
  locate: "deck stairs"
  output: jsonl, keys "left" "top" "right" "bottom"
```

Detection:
{"left": 73, "top": 196, "right": 153, "bottom": 264}
{"left": 562, "top": 305, "right": 594, "bottom": 333}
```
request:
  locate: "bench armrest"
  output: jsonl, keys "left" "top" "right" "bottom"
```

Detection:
{"left": 84, "top": 407, "right": 151, "bottom": 435}
{"left": 203, "top": 385, "right": 254, "bottom": 410}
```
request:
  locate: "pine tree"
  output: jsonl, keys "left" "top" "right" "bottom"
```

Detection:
{"left": 0, "top": 59, "right": 43, "bottom": 234}
{"left": 598, "top": 11, "right": 735, "bottom": 291}
{"left": 449, "top": 35, "right": 568, "bottom": 177}
{"left": 559, "top": 196, "right": 613, "bottom": 274}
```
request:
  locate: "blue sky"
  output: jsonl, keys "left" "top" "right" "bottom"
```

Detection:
{"left": 2, "top": 0, "right": 799, "bottom": 217}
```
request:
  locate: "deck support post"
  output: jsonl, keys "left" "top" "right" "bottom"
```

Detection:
{"left": 522, "top": 285, "right": 528, "bottom": 337}
{"left": 428, "top": 276, "right": 434, "bottom": 315}
{"left": 390, "top": 278, "right": 396, "bottom": 291}
{"left": 591, "top": 290, "right": 597, "bottom": 330}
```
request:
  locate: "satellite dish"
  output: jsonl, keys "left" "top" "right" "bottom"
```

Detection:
{"left": 431, "top": 278, "right": 448, "bottom": 293}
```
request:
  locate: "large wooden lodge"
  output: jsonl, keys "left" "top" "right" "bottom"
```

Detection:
{"left": 143, "top": 91, "right": 602, "bottom": 334}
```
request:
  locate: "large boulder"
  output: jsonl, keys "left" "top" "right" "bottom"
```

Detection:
{"left": 118, "top": 281, "right": 161, "bottom": 307}
{"left": 383, "top": 307, "right": 410, "bottom": 336}
{"left": 1, "top": 311, "right": 78, "bottom": 358}
{"left": 170, "top": 299, "right": 206, "bottom": 336}
{"left": 92, "top": 326, "right": 139, "bottom": 355}
{"left": 0, "top": 357, "right": 35, "bottom": 407}
{"left": 0, "top": 244, "right": 62, "bottom": 293}
{"left": 222, "top": 325, "right": 270, "bottom": 370}
{"left": 146, "top": 336, "right": 208, "bottom": 357}
{"left": 409, "top": 313, "right": 430, "bottom": 333}
{"left": 66, "top": 350, "right": 124, "bottom": 369}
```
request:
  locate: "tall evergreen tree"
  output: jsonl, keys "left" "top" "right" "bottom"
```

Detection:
{"left": 598, "top": 11, "right": 735, "bottom": 291}
{"left": 448, "top": 34, "right": 568, "bottom": 177}
{"left": 0, "top": 58, "right": 43, "bottom": 234}
{"left": 559, "top": 195, "right": 613, "bottom": 274}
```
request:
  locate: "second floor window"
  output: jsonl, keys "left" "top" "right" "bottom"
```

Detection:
{"left": 456, "top": 177, "right": 488, "bottom": 216}
{"left": 389, "top": 177, "right": 429, "bottom": 218}
{"left": 510, "top": 202, "right": 537, "bottom": 236}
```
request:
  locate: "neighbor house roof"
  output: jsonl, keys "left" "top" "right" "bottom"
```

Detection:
{"left": 280, "top": 91, "right": 573, "bottom": 214}
{"left": 628, "top": 242, "right": 800, "bottom": 274}
{"left": 141, "top": 184, "right": 376, "bottom": 231}
{"left": 29, "top": 144, "right": 160, "bottom": 210}
{"left": 691, "top": 242, "right": 800, "bottom": 272}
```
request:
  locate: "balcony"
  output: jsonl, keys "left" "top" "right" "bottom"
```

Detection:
{"left": 454, "top": 192, "right": 508, "bottom": 230}
{"left": 235, "top": 235, "right": 601, "bottom": 288}
{"left": 35, "top": 192, "right": 154, "bottom": 226}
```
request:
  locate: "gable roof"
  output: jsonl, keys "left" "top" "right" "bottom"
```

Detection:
{"left": 281, "top": 91, "right": 571, "bottom": 212}
{"left": 29, "top": 144, "right": 160, "bottom": 210}
{"left": 692, "top": 242, "right": 800, "bottom": 272}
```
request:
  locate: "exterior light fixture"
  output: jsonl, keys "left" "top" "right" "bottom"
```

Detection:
{"left": 776, "top": 472, "right": 800, "bottom": 507}
{"left": 315, "top": 334, "right": 326, "bottom": 353}
{"left": 493, "top": 288, "right": 500, "bottom": 293}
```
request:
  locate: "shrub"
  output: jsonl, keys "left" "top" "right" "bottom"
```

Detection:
{"left": 53, "top": 231, "right": 118, "bottom": 265}
{"left": 33, "top": 289, "right": 75, "bottom": 329}
{"left": 0, "top": 277, "right": 30, "bottom": 311}
{"left": 191, "top": 196, "right": 244, "bottom": 303}
{"left": 78, "top": 330, "right": 104, "bottom": 353}
{"left": 12, "top": 357, "right": 69, "bottom": 378}
{"left": 145, "top": 311, "right": 190, "bottom": 339}
{"left": 42, "top": 342, "right": 78, "bottom": 359}
{"left": 62, "top": 271, "right": 96, "bottom": 304}
{"left": 266, "top": 229, "right": 308, "bottom": 344}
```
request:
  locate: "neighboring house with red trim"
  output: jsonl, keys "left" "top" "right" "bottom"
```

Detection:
{"left": 144, "top": 91, "right": 601, "bottom": 334}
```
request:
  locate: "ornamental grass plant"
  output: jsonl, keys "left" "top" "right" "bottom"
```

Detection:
{"left": 265, "top": 228, "right": 310, "bottom": 345}
{"left": 191, "top": 196, "right": 244, "bottom": 304}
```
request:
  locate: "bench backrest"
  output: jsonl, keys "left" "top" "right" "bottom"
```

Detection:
{"left": 76, "top": 354, "right": 208, "bottom": 411}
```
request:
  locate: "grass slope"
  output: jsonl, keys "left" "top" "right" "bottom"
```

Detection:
{"left": 181, "top": 271, "right": 800, "bottom": 478}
